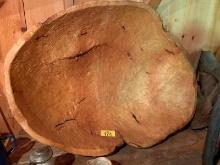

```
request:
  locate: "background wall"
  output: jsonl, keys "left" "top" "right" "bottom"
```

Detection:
{"left": 157, "top": 0, "right": 220, "bottom": 63}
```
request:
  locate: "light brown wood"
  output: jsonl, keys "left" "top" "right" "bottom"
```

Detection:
{"left": 74, "top": 0, "right": 162, "bottom": 11}
{"left": 0, "top": 0, "right": 25, "bottom": 63}
{"left": 4, "top": 1, "right": 196, "bottom": 156}
{"left": 74, "top": 0, "right": 145, "bottom": 5}
{"left": 63, "top": 0, "right": 74, "bottom": 9}
{"left": 0, "top": 0, "right": 72, "bottom": 134}
{"left": 22, "top": 0, "right": 74, "bottom": 30}
{"left": 23, "top": 0, "right": 65, "bottom": 29}
{"left": 0, "top": 0, "right": 26, "bottom": 134}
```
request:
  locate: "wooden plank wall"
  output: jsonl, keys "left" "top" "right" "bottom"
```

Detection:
{"left": 0, "top": 0, "right": 26, "bottom": 134}
{"left": 0, "top": 0, "right": 73, "bottom": 134}
{"left": 23, "top": 0, "right": 68, "bottom": 29}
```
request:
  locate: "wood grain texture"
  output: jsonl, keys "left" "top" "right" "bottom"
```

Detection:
{"left": 23, "top": 0, "right": 65, "bottom": 28}
{"left": 157, "top": 0, "right": 220, "bottom": 63}
{"left": 0, "top": 0, "right": 73, "bottom": 134}
{"left": 74, "top": 0, "right": 161, "bottom": 8}
{"left": 0, "top": 0, "right": 25, "bottom": 134}
{"left": 74, "top": 0, "right": 145, "bottom": 5}
{"left": 4, "top": 1, "right": 196, "bottom": 156}
{"left": 0, "top": 0, "right": 25, "bottom": 63}
{"left": 63, "top": 0, "right": 74, "bottom": 9}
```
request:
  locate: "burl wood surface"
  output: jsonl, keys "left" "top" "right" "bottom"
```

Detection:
{"left": 4, "top": 2, "right": 196, "bottom": 156}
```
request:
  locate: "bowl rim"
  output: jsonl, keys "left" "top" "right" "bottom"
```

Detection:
{"left": 3, "top": 1, "right": 155, "bottom": 156}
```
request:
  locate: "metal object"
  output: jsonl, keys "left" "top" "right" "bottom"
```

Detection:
{"left": 87, "top": 157, "right": 112, "bottom": 165}
{"left": 29, "top": 146, "right": 54, "bottom": 165}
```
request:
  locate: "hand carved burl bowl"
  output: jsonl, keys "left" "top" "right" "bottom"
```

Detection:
{"left": 4, "top": 1, "right": 196, "bottom": 156}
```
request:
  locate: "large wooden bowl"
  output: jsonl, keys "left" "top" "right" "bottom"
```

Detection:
{"left": 4, "top": 1, "right": 196, "bottom": 156}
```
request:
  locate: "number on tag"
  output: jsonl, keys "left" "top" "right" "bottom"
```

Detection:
{"left": 101, "top": 130, "right": 116, "bottom": 137}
